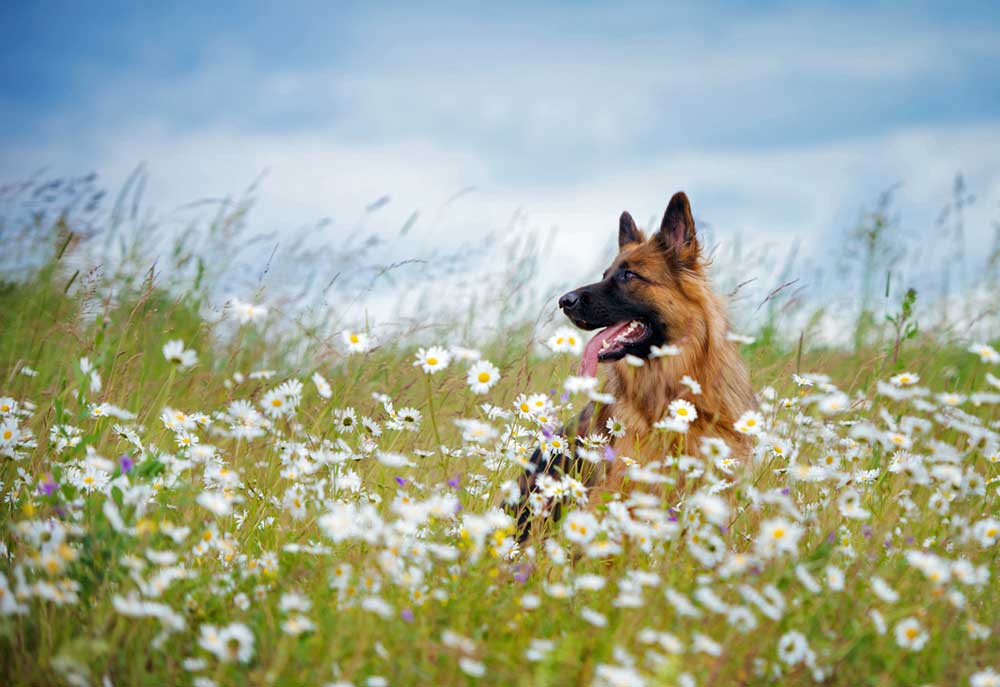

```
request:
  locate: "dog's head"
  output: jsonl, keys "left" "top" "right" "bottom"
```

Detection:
{"left": 560, "top": 191, "right": 708, "bottom": 375}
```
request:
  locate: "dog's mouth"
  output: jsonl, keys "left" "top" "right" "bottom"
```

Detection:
{"left": 579, "top": 319, "right": 653, "bottom": 377}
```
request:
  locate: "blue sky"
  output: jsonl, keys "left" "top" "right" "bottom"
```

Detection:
{"left": 2, "top": 1, "right": 999, "bottom": 324}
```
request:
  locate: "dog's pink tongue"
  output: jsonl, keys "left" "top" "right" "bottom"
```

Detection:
{"left": 579, "top": 322, "right": 631, "bottom": 377}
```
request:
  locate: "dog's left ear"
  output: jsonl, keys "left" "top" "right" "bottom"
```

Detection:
{"left": 655, "top": 191, "right": 699, "bottom": 264}
{"left": 618, "top": 211, "right": 643, "bottom": 248}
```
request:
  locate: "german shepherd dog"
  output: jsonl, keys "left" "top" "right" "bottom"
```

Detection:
{"left": 512, "top": 192, "right": 755, "bottom": 539}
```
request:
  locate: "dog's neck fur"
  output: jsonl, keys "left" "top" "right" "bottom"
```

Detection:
{"left": 605, "top": 285, "right": 754, "bottom": 458}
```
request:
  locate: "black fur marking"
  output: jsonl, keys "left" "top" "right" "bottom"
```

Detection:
{"left": 508, "top": 403, "right": 600, "bottom": 542}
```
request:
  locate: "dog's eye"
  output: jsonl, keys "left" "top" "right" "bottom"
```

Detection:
{"left": 620, "top": 269, "right": 638, "bottom": 281}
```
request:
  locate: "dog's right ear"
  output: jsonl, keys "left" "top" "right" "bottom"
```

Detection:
{"left": 654, "top": 191, "right": 700, "bottom": 267}
{"left": 618, "top": 211, "right": 642, "bottom": 249}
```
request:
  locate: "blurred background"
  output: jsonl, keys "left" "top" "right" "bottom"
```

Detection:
{"left": 2, "top": 1, "right": 999, "bottom": 345}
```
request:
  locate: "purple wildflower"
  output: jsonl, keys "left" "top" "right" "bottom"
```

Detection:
{"left": 38, "top": 474, "right": 58, "bottom": 497}
{"left": 118, "top": 454, "right": 134, "bottom": 474}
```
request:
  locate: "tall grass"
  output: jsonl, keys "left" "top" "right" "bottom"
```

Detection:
{"left": 0, "top": 174, "right": 998, "bottom": 686}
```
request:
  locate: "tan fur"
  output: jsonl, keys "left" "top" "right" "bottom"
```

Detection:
{"left": 511, "top": 192, "right": 755, "bottom": 537}
{"left": 579, "top": 215, "right": 755, "bottom": 496}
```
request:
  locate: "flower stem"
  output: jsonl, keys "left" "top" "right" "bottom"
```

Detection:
{"left": 424, "top": 372, "right": 442, "bottom": 450}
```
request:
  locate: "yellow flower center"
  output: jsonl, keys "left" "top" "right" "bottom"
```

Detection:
{"left": 272, "top": 398, "right": 283, "bottom": 407}
{"left": 772, "top": 528, "right": 785, "bottom": 539}
{"left": 2, "top": 430, "right": 11, "bottom": 440}
{"left": 427, "top": 357, "right": 438, "bottom": 366}
{"left": 746, "top": 418, "right": 756, "bottom": 426}
{"left": 905, "top": 627, "right": 919, "bottom": 640}
{"left": 350, "top": 334, "right": 359, "bottom": 343}
{"left": 478, "top": 372, "right": 491, "bottom": 383}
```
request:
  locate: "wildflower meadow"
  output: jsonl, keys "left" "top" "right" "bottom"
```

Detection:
{"left": 1, "top": 181, "right": 998, "bottom": 687}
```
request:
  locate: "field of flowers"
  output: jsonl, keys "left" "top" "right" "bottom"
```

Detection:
{"left": 1, "top": 253, "right": 999, "bottom": 686}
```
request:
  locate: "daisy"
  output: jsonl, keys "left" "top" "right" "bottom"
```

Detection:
{"left": 870, "top": 576, "right": 899, "bottom": 603}
{"left": 755, "top": 518, "right": 803, "bottom": 558}
{"left": 690, "top": 492, "right": 728, "bottom": 526}
{"left": 894, "top": 617, "right": 928, "bottom": 651}
{"left": 546, "top": 326, "right": 584, "bottom": 354}
{"left": 969, "top": 343, "right": 1000, "bottom": 364}
{"left": 884, "top": 432, "right": 912, "bottom": 450}
{"left": 564, "top": 375, "right": 598, "bottom": 394}
{"left": 818, "top": 393, "right": 849, "bottom": 414}
{"left": 261, "top": 389, "right": 294, "bottom": 419}
{"left": 669, "top": 398, "right": 697, "bottom": 424}
{"left": 777, "top": 630, "right": 810, "bottom": 665}
{"left": 606, "top": 416, "right": 626, "bottom": 438}
{"left": 395, "top": 407, "right": 422, "bottom": 431}
{"left": 653, "top": 416, "right": 690, "bottom": 433}
{"left": 580, "top": 607, "right": 607, "bottom": 627}
{"left": 650, "top": 343, "right": 681, "bottom": 357}
{"left": 824, "top": 565, "right": 845, "bottom": 591}
{"left": 280, "top": 615, "right": 315, "bottom": 637}
{"left": 458, "top": 657, "right": 486, "bottom": 678}
{"left": 970, "top": 668, "right": 1000, "bottom": 687}
{"left": 0, "top": 420, "right": 20, "bottom": 447}
{"left": 889, "top": 372, "right": 919, "bottom": 387}
{"left": 700, "top": 436, "right": 731, "bottom": 461}
{"left": 413, "top": 346, "right": 451, "bottom": 373}
{"left": 196, "top": 491, "right": 232, "bottom": 517}
{"left": 467, "top": 360, "right": 500, "bottom": 394}
{"left": 450, "top": 345, "right": 482, "bottom": 361}
{"left": 342, "top": 330, "right": 372, "bottom": 353}
{"left": 936, "top": 392, "right": 966, "bottom": 406}
{"left": 199, "top": 622, "right": 255, "bottom": 663}
{"left": 311, "top": 372, "right": 332, "bottom": 399}
{"left": 973, "top": 518, "right": 999, "bottom": 547}
{"left": 230, "top": 298, "right": 267, "bottom": 324}
{"left": 162, "top": 340, "right": 197, "bottom": 369}
{"left": 680, "top": 375, "right": 702, "bottom": 395}
{"left": 334, "top": 408, "right": 358, "bottom": 433}
{"left": 735, "top": 410, "right": 764, "bottom": 436}
{"left": 563, "top": 511, "right": 599, "bottom": 545}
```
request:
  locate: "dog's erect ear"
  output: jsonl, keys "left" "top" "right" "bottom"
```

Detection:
{"left": 618, "top": 211, "right": 642, "bottom": 249}
{"left": 655, "top": 192, "right": 699, "bottom": 263}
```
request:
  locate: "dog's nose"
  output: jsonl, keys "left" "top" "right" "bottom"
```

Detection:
{"left": 559, "top": 291, "right": 580, "bottom": 310}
